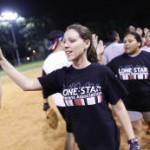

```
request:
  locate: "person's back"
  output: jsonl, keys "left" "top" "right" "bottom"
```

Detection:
{"left": 104, "top": 30, "right": 124, "bottom": 65}
{"left": 42, "top": 30, "right": 75, "bottom": 150}
{"left": 43, "top": 50, "right": 71, "bottom": 75}
{"left": 42, "top": 29, "right": 71, "bottom": 119}
{"left": 42, "top": 50, "right": 71, "bottom": 107}
{"left": 104, "top": 42, "right": 124, "bottom": 64}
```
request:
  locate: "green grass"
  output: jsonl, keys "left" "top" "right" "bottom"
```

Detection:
{"left": 0, "top": 60, "right": 44, "bottom": 76}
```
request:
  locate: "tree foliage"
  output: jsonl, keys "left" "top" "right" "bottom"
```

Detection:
{"left": 0, "top": 15, "right": 55, "bottom": 62}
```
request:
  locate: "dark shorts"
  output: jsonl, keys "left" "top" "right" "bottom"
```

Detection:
{"left": 57, "top": 106, "right": 66, "bottom": 120}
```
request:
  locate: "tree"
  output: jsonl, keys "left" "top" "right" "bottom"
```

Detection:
{"left": 18, "top": 16, "right": 55, "bottom": 60}
{"left": 0, "top": 15, "right": 55, "bottom": 64}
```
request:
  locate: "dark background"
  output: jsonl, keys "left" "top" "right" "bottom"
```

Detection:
{"left": 0, "top": 0, "right": 149, "bottom": 64}
{"left": 0, "top": 0, "right": 150, "bottom": 42}
{"left": 0, "top": 0, "right": 149, "bottom": 28}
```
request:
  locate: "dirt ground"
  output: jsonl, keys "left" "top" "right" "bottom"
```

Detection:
{"left": 0, "top": 68, "right": 149, "bottom": 150}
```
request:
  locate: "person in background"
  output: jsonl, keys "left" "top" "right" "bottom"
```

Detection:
{"left": 0, "top": 23, "right": 141, "bottom": 150}
{"left": 141, "top": 30, "right": 150, "bottom": 52}
{"left": 143, "top": 27, "right": 149, "bottom": 39}
{"left": 107, "top": 32, "right": 150, "bottom": 144}
{"left": 42, "top": 30, "right": 68, "bottom": 120}
{"left": 135, "top": 27, "right": 143, "bottom": 37}
{"left": 127, "top": 27, "right": 150, "bottom": 136}
{"left": 135, "top": 27, "right": 147, "bottom": 47}
{"left": 103, "top": 30, "right": 124, "bottom": 65}
{"left": 93, "top": 30, "right": 143, "bottom": 141}
{"left": 140, "top": 30, "right": 150, "bottom": 135}
{"left": 42, "top": 30, "right": 75, "bottom": 150}
{"left": 127, "top": 25, "right": 136, "bottom": 33}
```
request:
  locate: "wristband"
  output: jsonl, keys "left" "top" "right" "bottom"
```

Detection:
{"left": 128, "top": 137, "right": 141, "bottom": 150}
{"left": 128, "top": 137, "right": 138, "bottom": 144}
{"left": 43, "top": 102, "right": 50, "bottom": 111}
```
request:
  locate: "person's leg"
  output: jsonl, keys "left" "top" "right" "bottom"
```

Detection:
{"left": 65, "top": 109, "right": 76, "bottom": 150}
{"left": 128, "top": 111, "right": 143, "bottom": 142}
{"left": 57, "top": 106, "right": 66, "bottom": 120}
{"left": 142, "top": 112, "right": 150, "bottom": 134}
{"left": 65, "top": 132, "right": 76, "bottom": 150}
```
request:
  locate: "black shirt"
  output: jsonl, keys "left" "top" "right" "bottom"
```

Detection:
{"left": 38, "top": 63, "right": 128, "bottom": 150}
{"left": 107, "top": 51, "right": 150, "bottom": 112}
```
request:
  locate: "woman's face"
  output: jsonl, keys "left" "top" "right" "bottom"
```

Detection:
{"left": 63, "top": 29, "right": 90, "bottom": 62}
{"left": 145, "top": 32, "right": 150, "bottom": 47}
{"left": 124, "top": 34, "right": 140, "bottom": 55}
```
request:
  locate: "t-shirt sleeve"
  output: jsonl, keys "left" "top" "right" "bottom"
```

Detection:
{"left": 38, "top": 70, "right": 62, "bottom": 98}
{"left": 104, "top": 67, "right": 128, "bottom": 105}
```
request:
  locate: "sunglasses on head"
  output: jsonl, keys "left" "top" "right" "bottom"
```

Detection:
{"left": 48, "top": 36, "right": 63, "bottom": 50}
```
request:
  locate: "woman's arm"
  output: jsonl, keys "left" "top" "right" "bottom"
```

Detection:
{"left": 0, "top": 48, "right": 42, "bottom": 91}
{"left": 111, "top": 99, "right": 135, "bottom": 140}
{"left": 112, "top": 99, "right": 142, "bottom": 150}
{"left": 111, "top": 99, "right": 142, "bottom": 149}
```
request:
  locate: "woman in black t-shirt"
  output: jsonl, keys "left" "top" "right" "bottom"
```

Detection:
{"left": 107, "top": 31, "right": 150, "bottom": 142}
{"left": 0, "top": 24, "right": 141, "bottom": 150}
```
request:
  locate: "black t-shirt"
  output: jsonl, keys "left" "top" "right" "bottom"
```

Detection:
{"left": 107, "top": 51, "right": 150, "bottom": 111}
{"left": 38, "top": 63, "right": 128, "bottom": 150}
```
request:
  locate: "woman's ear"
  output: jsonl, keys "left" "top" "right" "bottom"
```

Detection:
{"left": 85, "top": 39, "right": 91, "bottom": 49}
{"left": 138, "top": 42, "right": 142, "bottom": 47}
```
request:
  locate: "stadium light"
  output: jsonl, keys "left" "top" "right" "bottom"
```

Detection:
{"left": 0, "top": 11, "right": 21, "bottom": 65}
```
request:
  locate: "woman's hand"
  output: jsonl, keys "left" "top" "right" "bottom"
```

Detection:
{"left": 128, "top": 137, "right": 142, "bottom": 150}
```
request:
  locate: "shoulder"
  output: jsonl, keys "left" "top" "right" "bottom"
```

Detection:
{"left": 42, "top": 51, "right": 71, "bottom": 73}
{"left": 42, "top": 52, "right": 55, "bottom": 66}
{"left": 109, "top": 53, "right": 125, "bottom": 63}
{"left": 91, "top": 63, "right": 105, "bottom": 69}
{"left": 44, "top": 51, "right": 66, "bottom": 62}
{"left": 91, "top": 63, "right": 112, "bottom": 74}
{"left": 140, "top": 50, "right": 150, "bottom": 55}
{"left": 104, "top": 44, "right": 112, "bottom": 52}
{"left": 140, "top": 51, "right": 150, "bottom": 60}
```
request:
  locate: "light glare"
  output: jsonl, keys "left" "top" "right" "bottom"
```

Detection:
{"left": 1, "top": 11, "right": 18, "bottom": 20}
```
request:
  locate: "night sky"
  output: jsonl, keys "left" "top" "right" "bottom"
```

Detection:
{"left": 0, "top": 0, "right": 150, "bottom": 58}
{"left": 0, "top": 0, "right": 150, "bottom": 29}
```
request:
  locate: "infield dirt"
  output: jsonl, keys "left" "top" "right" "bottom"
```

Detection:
{"left": 0, "top": 68, "right": 149, "bottom": 150}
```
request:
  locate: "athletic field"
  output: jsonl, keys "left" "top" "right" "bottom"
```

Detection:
{"left": 0, "top": 64, "right": 149, "bottom": 150}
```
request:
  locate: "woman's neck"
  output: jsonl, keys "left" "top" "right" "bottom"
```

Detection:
{"left": 129, "top": 49, "right": 141, "bottom": 57}
{"left": 73, "top": 60, "right": 91, "bottom": 69}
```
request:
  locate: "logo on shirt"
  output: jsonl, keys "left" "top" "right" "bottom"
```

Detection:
{"left": 62, "top": 82, "right": 103, "bottom": 106}
{"left": 118, "top": 65, "right": 149, "bottom": 80}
